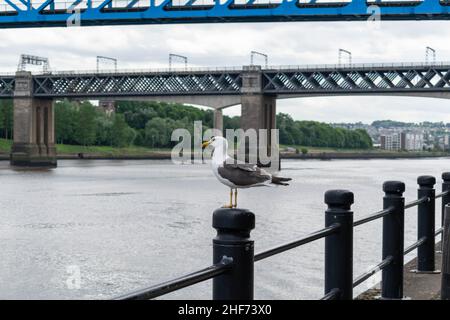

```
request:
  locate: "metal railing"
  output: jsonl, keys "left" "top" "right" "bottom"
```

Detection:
{"left": 115, "top": 172, "right": 450, "bottom": 300}
{"left": 2, "top": 60, "right": 450, "bottom": 77}
{"left": 264, "top": 61, "right": 450, "bottom": 71}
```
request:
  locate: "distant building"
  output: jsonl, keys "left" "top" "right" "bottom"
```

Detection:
{"left": 98, "top": 100, "right": 116, "bottom": 115}
{"left": 403, "top": 133, "right": 424, "bottom": 151}
{"left": 380, "top": 133, "right": 402, "bottom": 151}
{"left": 380, "top": 132, "right": 423, "bottom": 151}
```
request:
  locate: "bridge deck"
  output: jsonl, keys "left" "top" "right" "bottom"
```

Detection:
{"left": 1, "top": 62, "right": 450, "bottom": 99}
{"left": 1, "top": 0, "right": 450, "bottom": 28}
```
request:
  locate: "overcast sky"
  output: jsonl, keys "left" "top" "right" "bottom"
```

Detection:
{"left": 1, "top": 20, "right": 450, "bottom": 124}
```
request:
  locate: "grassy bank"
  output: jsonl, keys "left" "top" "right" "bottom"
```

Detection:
{"left": 0, "top": 138, "right": 12, "bottom": 152}
{"left": 281, "top": 144, "right": 445, "bottom": 155}
{"left": 0, "top": 139, "right": 447, "bottom": 158}
{"left": 0, "top": 139, "right": 170, "bottom": 156}
{"left": 56, "top": 143, "right": 170, "bottom": 156}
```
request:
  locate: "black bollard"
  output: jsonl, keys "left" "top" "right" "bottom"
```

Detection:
{"left": 442, "top": 205, "right": 450, "bottom": 300}
{"left": 324, "top": 189, "right": 354, "bottom": 300}
{"left": 212, "top": 208, "right": 255, "bottom": 300}
{"left": 442, "top": 173, "right": 450, "bottom": 228}
{"left": 381, "top": 181, "right": 405, "bottom": 299}
{"left": 417, "top": 175, "right": 436, "bottom": 272}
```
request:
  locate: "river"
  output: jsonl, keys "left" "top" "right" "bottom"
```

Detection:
{"left": 0, "top": 158, "right": 448, "bottom": 299}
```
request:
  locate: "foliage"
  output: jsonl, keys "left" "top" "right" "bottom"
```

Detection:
{"left": 55, "top": 99, "right": 77, "bottom": 144}
{"left": 116, "top": 101, "right": 214, "bottom": 129}
{"left": 55, "top": 100, "right": 136, "bottom": 147}
{"left": 371, "top": 120, "right": 415, "bottom": 128}
{"left": 277, "top": 113, "right": 372, "bottom": 149}
{"left": 111, "top": 113, "right": 136, "bottom": 147}
{"left": 0, "top": 100, "right": 13, "bottom": 139}
{"left": 4, "top": 99, "right": 372, "bottom": 150}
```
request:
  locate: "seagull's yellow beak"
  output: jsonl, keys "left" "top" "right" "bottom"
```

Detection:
{"left": 202, "top": 141, "right": 211, "bottom": 149}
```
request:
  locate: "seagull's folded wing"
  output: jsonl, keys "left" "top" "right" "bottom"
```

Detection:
{"left": 219, "top": 161, "right": 271, "bottom": 186}
{"left": 228, "top": 162, "right": 257, "bottom": 172}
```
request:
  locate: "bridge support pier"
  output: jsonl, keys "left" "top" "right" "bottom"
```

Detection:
{"left": 213, "top": 109, "right": 223, "bottom": 134}
{"left": 240, "top": 66, "right": 278, "bottom": 169}
{"left": 10, "top": 72, "right": 56, "bottom": 167}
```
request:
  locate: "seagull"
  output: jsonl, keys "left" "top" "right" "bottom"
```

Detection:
{"left": 202, "top": 136, "right": 292, "bottom": 208}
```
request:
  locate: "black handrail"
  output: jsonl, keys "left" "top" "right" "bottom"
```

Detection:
{"left": 115, "top": 258, "right": 233, "bottom": 300}
{"left": 404, "top": 236, "right": 427, "bottom": 255}
{"left": 320, "top": 288, "right": 340, "bottom": 300}
{"left": 404, "top": 196, "right": 429, "bottom": 209}
{"left": 254, "top": 224, "right": 340, "bottom": 262}
{"left": 353, "top": 256, "right": 393, "bottom": 288}
{"left": 436, "top": 190, "right": 449, "bottom": 199}
{"left": 353, "top": 207, "right": 394, "bottom": 227}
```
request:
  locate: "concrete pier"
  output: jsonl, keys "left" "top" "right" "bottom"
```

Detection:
{"left": 10, "top": 71, "right": 56, "bottom": 167}
{"left": 213, "top": 109, "right": 223, "bottom": 134}
{"left": 240, "top": 66, "right": 277, "bottom": 167}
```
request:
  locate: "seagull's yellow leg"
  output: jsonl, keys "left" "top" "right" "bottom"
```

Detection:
{"left": 233, "top": 189, "right": 238, "bottom": 208}
{"left": 222, "top": 189, "right": 233, "bottom": 208}
{"left": 229, "top": 189, "right": 233, "bottom": 208}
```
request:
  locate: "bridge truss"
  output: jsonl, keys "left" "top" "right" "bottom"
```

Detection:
{"left": 0, "top": 0, "right": 450, "bottom": 28}
{"left": 31, "top": 70, "right": 243, "bottom": 97}
{"left": 262, "top": 64, "right": 450, "bottom": 94}
{"left": 0, "top": 76, "right": 14, "bottom": 97}
{"left": 1, "top": 63, "right": 450, "bottom": 98}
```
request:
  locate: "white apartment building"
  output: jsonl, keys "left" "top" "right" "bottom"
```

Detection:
{"left": 380, "top": 132, "right": 424, "bottom": 151}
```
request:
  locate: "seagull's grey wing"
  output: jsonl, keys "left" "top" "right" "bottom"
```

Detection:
{"left": 229, "top": 162, "right": 257, "bottom": 172}
{"left": 231, "top": 161, "right": 272, "bottom": 176}
{"left": 218, "top": 161, "right": 271, "bottom": 186}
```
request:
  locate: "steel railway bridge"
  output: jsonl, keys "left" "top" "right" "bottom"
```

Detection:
{"left": 1, "top": 62, "right": 450, "bottom": 166}
{"left": 2, "top": 62, "right": 450, "bottom": 99}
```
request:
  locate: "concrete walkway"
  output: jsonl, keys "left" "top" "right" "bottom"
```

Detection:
{"left": 403, "top": 245, "right": 442, "bottom": 300}
{"left": 358, "top": 243, "right": 443, "bottom": 300}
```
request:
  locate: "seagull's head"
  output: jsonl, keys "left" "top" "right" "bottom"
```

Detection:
{"left": 202, "top": 136, "right": 228, "bottom": 153}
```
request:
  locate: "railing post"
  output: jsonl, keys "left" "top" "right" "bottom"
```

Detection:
{"left": 442, "top": 205, "right": 450, "bottom": 300}
{"left": 441, "top": 173, "right": 450, "bottom": 228}
{"left": 381, "top": 181, "right": 405, "bottom": 299}
{"left": 417, "top": 175, "right": 436, "bottom": 272}
{"left": 324, "top": 189, "right": 354, "bottom": 300}
{"left": 212, "top": 208, "right": 255, "bottom": 300}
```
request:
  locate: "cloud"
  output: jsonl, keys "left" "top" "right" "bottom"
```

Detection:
{"left": 1, "top": 20, "right": 450, "bottom": 123}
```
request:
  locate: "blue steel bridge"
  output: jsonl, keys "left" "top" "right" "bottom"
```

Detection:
{"left": 0, "top": 0, "right": 450, "bottom": 28}
{"left": 1, "top": 62, "right": 450, "bottom": 99}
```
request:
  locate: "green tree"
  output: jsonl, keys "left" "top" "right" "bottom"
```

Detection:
{"left": 94, "top": 115, "right": 113, "bottom": 146}
{"left": 111, "top": 114, "right": 135, "bottom": 147}
{"left": 0, "top": 100, "right": 13, "bottom": 139}
{"left": 73, "top": 102, "right": 97, "bottom": 146}
{"left": 55, "top": 99, "right": 78, "bottom": 144}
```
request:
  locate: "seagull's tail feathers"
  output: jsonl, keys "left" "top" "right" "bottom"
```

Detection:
{"left": 271, "top": 175, "right": 292, "bottom": 186}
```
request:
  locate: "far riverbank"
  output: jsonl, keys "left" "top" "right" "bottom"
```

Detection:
{"left": 0, "top": 151, "right": 448, "bottom": 161}
{"left": 0, "top": 139, "right": 448, "bottom": 161}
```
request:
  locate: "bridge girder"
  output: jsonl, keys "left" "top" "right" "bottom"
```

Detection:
{"left": 30, "top": 71, "right": 242, "bottom": 98}
{"left": 2, "top": 64, "right": 450, "bottom": 100}
{"left": 1, "top": 0, "right": 450, "bottom": 28}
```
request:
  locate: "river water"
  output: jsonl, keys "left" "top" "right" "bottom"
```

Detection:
{"left": 0, "top": 158, "right": 448, "bottom": 299}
